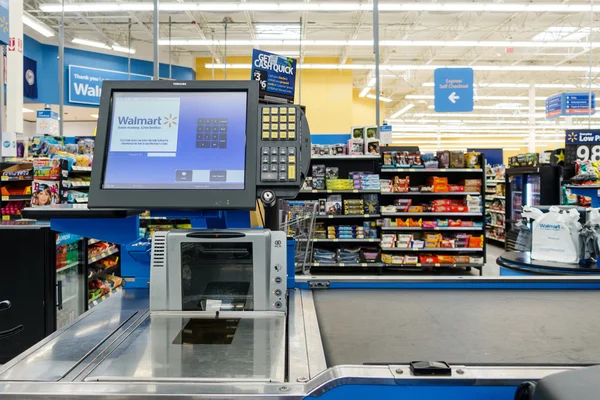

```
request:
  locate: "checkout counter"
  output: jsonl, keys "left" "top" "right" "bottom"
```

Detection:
{"left": 1, "top": 80, "right": 600, "bottom": 400}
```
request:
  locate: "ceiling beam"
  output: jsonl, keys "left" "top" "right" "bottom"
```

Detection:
{"left": 339, "top": 3, "right": 371, "bottom": 65}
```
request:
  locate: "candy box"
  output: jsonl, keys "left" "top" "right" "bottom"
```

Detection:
{"left": 441, "top": 239, "right": 455, "bottom": 248}
{"left": 408, "top": 205, "right": 424, "bottom": 213}
{"left": 312, "top": 164, "right": 326, "bottom": 177}
{"left": 454, "top": 256, "right": 470, "bottom": 264}
{"left": 433, "top": 184, "right": 449, "bottom": 192}
{"left": 470, "top": 256, "right": 484, "bottom": 264}
{"left": 437, "top": 150, "right": 450, "bottom": 168}
{"left": 395, "top": 218, "right": 409, "bottom": 227}
{"left": 469, "top": 235, "right": 484, "bottom": 248}
{"left": 450, "top": 205, "right": 468, "bottom": 212}
{"left": 411, "top": 240, "right": 425, "bottom": 248}
{"left": 437, "top": 219, "right": 449, "bottom": 227}
{"left": 348, "top": 138, "right": 364, "bottom": 155}
{"left": 404, "top": 255, "right": 419, "bottom": 264}
{"left": 419, "top": 255, "right": 438, "bottom": 264}
{"left": 427, "top": 176, "right": 449, "bottom": 185}
{"left": 449, "top": 219, "right": 462, "bottom": 227}
{"left": 461, "top": 220, "right": 474, "bottom": 227}
{"left": 407, "top": 218, "right": 423, "bottom": 227}
{"left": 394, "top": 152, "right": 410, "bottom": 167}
{"left": 383, "top": 152, "right": 394, "bottom": 166}
{"left": 437, "top": 255, "right": 455, "bottom": 264}
{"left": 433, "top": 199, "right": 452, "bottom": 206}
{"left": 465, "top": 152, "right": 480, "bottom": 168}
{"left": 365, "top": 138, "right": 381, "bottom": 155}
{"left": 312, "top": 177, "right": 326, "bottom": 190}
{"left": 448, "top": 185, "right": 465, "bottom": 192}
{"left": 325, "top": 167, "right": 339, "bottom": 179}
{"left": 422, "top": 220, "right": 438, "bottom": 228}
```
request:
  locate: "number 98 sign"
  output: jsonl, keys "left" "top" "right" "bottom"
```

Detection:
{"left": 565, "top": 130, "right": 600, "bottom": 164}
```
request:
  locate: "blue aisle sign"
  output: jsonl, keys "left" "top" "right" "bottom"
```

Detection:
{"left": 251, "top": 49, "right": 297, "bottom": 104}
{"left": 565, "top": 129, "right": 600, "bottom": 164}
{"left": 0, "top": 0, "right": 8, "bottom": 46}
{"left": 68, "top": 65, "right": 152, "bottom": 106}
{"left": 433, "top": 67, "right": 474, "bottom": 112}
{"left": 546, "top": 92, "right": 595, "bottom": 119}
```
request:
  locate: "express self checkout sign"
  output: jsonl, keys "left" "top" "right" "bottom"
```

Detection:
{"left": 565, "top": 129, "right": 600, "bottom": 164}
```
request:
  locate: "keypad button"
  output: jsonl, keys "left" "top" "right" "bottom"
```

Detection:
{"left": 288, "top": 129, "right": 296, "bottom": 140}
{"left": 280, "top": 115, "right": 287, "bottom": 123}
{"left": 288, "top": 165, "right": 296, "bottom": 180}
{"left": 279, "top": 123, "right": 286, "bottom": 131}
{"left": 261, "top": 172, "right": 277, "bottom": 182}
{"left": 270, "top": 164, "right": 278, "bottom": 172}
{"left": 289, "top": 115, "right": 296, "bottom": 123}
{"left": 270, "top": 107, "right": 278, "bottom": 114}
{"left": 271, "top": 123, "right": 278, "bottom": 131}
{"left": 263, "top": 123, "right": 270, "bottom": 130}
{"left": 262, "top": 147, "right": 270, "bottom": 155}
{"left": 289, "top": 107, "right": 296, "bottom": 115}
{"left": 279, "top": 164, "right": 287, "bottom": 172}
{"left": 262, "top": 156, "right": 269, "bottom": 164}
{"left": 288, "top": 155, "right": 296, "bottom": 164}
{"left": 279, "top": 147, "right": 287, "bottom": 155}
{"left": 272, "top": 115, "right": 279, "bottom": 123}
{"left": 279, "top": 172, "right": 288, "bottom": 181}
{"left": 262, "top": 130, "right": 270, "bottom": 139}
{"left": 211, "top": 142, "right": 219, "bottom": 148}
{"left": 288, "top": 147, "right": 296, "bottom": 155}
{"left": 270, "top": 156, "right": 279, "bottom": 163}
{"left": 280, "top": 131, "right": 288, "bottom": 139}
{"left": 262, "top": 164, "right": 269, "bottom": 172}
{"left": 271, "top": 147, "right": 279, "bottom": 155}
{"left": 271, "top": 131, "right": 279, "bottom": 140}
{"left": 281, "top": 107, "right": 289, "bottom": 114}
{"left": 279, "top": 156, "right": 287, "bottom": 163}
{"left": 211, "top": 133, "right": 219, "bottom": 141}
{"left": 262, "top": 108, "right": 270, "bottom": 115}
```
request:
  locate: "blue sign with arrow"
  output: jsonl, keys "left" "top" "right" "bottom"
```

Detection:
{"left": 546, "top": 92, "right": 595, "bottom": 119}
{"left": 434, "top": 67, "right": 474, "bottom": 113}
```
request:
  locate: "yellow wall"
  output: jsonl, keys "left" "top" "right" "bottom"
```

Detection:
{"left": 195, "top": 57, "right": 383, "bottom": 134}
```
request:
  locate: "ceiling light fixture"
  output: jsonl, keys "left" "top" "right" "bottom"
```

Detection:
{"left": 422, "top": 82, "right": 586, "bottom": 89}
{"left": 204, "top": 63, "right": 600, "bottom": 73}
{"left": 390, "top": 104, "right": 415, "bottom": 119}
{"left": 366, "top": 94, "right": 393, "bottom": 102}
{"left": 72, "top": 38, "right": 111, "bottom": 50}
{"left": 22, "top": 108, "right": 34, "bottom": 113}
{"left": 359, "top": 87, "right": 370, "bottom": 97}
{"left": 23, "top": 12, "right": 55, "bottom": 37}
{"left": 38, "top": 2, "right": 597, "bottom": 13}
{"left": 406, "top": 95, "right": 548, "bottom": 101}
{"left": 90, "top": 114, "right": 99, "bottom": 119}
{"left": 111, "top": 44, "right": 136, "bottom": 54}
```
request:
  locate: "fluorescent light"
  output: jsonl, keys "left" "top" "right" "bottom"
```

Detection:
{"left": 112, "top": 44, "right": 136, "bottom": 54}
{"left": 423, "top": 82, "right": 583, "bottom": 89}
{"left": 205, "top": 63, "right": 600, "bottom": 73}
{"left": 23, "top": 13, "right": 54, "bottom": 37}
{"left": 391, "top": 104, "right": 415, "bottom": 119}
{"left": 22, "top": 108, "right": 34, "bottom": 113}
{"left": 158, "top": 38, "right": 600, "bottom": 48}
{"left": 366, "top": 94, "right": 393, "bottom": 102}
{"left": 406, "top": 95, "right": 548, "bottom": 101}
{"left": 90, "top": 114, "right": 99, "bottom": 119}
{"left": 72, "top": 38, "right": 110, "bottom": 50}
{"left": 39, "top": 2, "right": 596, "bottom": 13}
{"left": 367, "top": 78, "right": 377, "bottom": 87}
{"left": 359, "top": 87, "right": 370, "bottom": 98}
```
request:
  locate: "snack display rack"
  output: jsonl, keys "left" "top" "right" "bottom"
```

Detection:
{"left": 86, "top": 237, "right": 122, "bottom": 307}
{"left": 1, "top": 161, "right": 33, "bottom": 220}
{"left": 485, "top": 165, "right": 506, "bottom": 245}
{"left": 287, "top": 148, "right": 487, "bottom": 275}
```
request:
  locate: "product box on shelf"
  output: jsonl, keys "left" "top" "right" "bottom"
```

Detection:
{"left": 348, "top": 139, "right": 364, "bottom": 155}
{"left": 450, "top": 151, "right": 465, "bottom": 168}
{"left": 365, "top": 138, "right": 381, "bottom": 155}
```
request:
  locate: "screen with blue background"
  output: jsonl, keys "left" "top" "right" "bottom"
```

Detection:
{"left": 103, "top": 91, "right": 248, "bottom": 190}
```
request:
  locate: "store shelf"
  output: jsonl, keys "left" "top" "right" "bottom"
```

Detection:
{"left": 487, "top": 236, "right": 506, "bottom": 243}
{"left": 303, "top": 262, "right": 384, "bottom": 268}
{"left": 88, "top": 264, "right": 119, "bottom": 281}
{"left": 88, "top": 247, "right": 119, "bottom": 264}
{"left": 487, "top": 223, "right": 505, "bottom": 229}
{"left": 491, "top": 195, "right": 506, "bottom": 199}
{"left": 383, "top": 263, "right": 483, "bottom": 268}
{"left": 62, "top": 294, "right": 78, "bottom": 304}
{"left": 486, "top": 180, "right": 504, "bottom": 183}
{"left": 89, "top": 285, "right": 123, "bottom": 308}
{"left": 311, "top": 155, "right": 381, "bottom": 160}
{"left": 56, "top": 261, "right": 80, "bottom": 273}
{"left": 381, "top": 191, "right": 480, "bottom": 196}
{"left": 486, "top": 190, "right": 497, "bottom": 194}
{"left": 381, "top": 247, "right": 484, "bottom": 252}
{"left": 1, "top": 195, "right": 30, "bottom": 201}
{"left": 1, "top": 176, "right": 32, "bottom": 182}
{"left": 382, "top": 212, "right": 483, "bottom": 217}
{"left": 297, "top": 238, "right": 381, "bottom": 243}
{"left": 64, "top": 181, "right": 91, "bottom": 188}
{"left": 1, "top": 214, "right": 29, "bottom": 221}
{"left": 381, "top": 226, "right": 483, "bottom": 231}
{"left": 299, "top": 189, "right": 380, "bottom": 194}
{"left": 380, "top": 168, "right": 482, "bottom": 173}
{"left": 564, "top": 184, "right": 600, "bottom": 189}
{"left": 71, "top": 166, "right": 92, "bottom": 172}
{"left": 315, "top": 214, "right": 381, "bottom": 219}
{"left": 88, "top": 238, "right": 101, "bottom": 245}
{"left": 487, "top": 209, "right": 505, "bottom": 214}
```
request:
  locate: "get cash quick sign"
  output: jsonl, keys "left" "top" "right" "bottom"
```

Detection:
{"left": 68, "top": 65, "right": 152, "bottom": 106}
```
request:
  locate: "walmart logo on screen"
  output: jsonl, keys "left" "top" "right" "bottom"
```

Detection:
{"left": 117, "top": 115, "right": 178, "bottom": 130}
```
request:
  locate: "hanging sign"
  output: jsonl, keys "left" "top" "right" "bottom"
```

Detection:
{"left": 565, "top": 129, "right": 600, "bottom": 164}
{"left": 251, "top": 49, "right": 297, "bottom": 104}
{"left": 546, "top": 92, "right": 595, "bottom": 119}
{"left": 433, "top": 67, "right": 474, "bottom": 112}
{"left": 0, "top": 0, "right": 8, "bottom": 46}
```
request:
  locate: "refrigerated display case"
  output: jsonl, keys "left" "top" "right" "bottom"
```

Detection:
{"left": 505, "top": 166, "right": 562, "bottom": 251}
{"left": 55, "top": 233, "right": 86, "bottom": 329}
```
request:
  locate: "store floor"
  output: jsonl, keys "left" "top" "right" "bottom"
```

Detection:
{"left": 483, "top": 243, "right": 504, "bottom": 276}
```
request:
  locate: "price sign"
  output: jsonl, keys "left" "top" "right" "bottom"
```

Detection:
{"left": 565, "top": 130, "right": 600, "bottom": 164}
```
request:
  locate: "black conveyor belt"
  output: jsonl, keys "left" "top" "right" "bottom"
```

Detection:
{"left": 313, "top": 290, "right": 600, "bottom": 366}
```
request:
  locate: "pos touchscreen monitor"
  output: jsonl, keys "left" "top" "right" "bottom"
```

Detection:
{"left": 89, "top": 80, "right": 259, "bottom": 210}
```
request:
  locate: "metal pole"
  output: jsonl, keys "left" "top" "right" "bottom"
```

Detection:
{"left": 168, "top": 16, "right": 172, "bottom": 79}
{"left": 128, "top": 18, "right": 131, "bottom": 79}
{"left": 299, "top": 17, "right": 302, "bottom": 105}
{"left": 211, "top": 30, "right": 215, "bottom": 80}
{"left": 224, "top": 21, "right": 228, "bottom": 80}
{"left": 528, "top": 82, "right": 536, "bottom": 152}
{"left": 589, "top": 0, "right": 594, "bottom": 128}
{"left": 153, "top": 0, "right": 159, "bottom": 80}
{"left": 59, "top": 0, "right": 65, "bottom": 136}
{"left": 373, "top": 0, "right": 380, "bottom": 128}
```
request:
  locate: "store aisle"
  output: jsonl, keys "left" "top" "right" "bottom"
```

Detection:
{"left": 484, "top": 243, "right": 504, "bottom": 276}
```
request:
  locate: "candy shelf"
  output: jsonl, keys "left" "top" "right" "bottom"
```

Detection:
{"left": 380, "top": 168, "right": 482, "bottom": 173}
{"left": 381, "top": 247, "right": 484, "bottom": 252}
{"left": 88, "top": 247, "right": 119, "bottom": 264}
{"left": 381, "top": 226, "right": 484, "bottom": 231}
{"left": 382, "top": 212, "right": 482, "bottom": 217}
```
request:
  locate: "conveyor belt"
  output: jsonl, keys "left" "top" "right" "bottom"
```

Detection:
{"left": 313, "top": 289, "right": 600, "bottom": 366}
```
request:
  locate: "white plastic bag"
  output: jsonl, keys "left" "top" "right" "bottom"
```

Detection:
{"left": 530, "top": 206, "right": 578, "bottom": 263}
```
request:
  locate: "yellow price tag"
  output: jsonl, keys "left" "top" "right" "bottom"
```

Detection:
{"left": 1, "top": 177, "right": 7, "bottom": 181}
{"left": 435, "top": 263, "right": 441, "bottom": 267}
{"left": 1, "top": 196, "right": 8, "bottom": 201}
{"left": 311, "top": 190, "right": 318, "bottom": 193}
{"left": 353, "top": 190, "right": 358, "bottom": 193}
{"left": 2, "top": 215, "right": 9, "bottom": 221}
{"left": 339, "top": 263, "right": 345, "bottom": 266}
{"left": 328, "top": 215, "right": 334, "bottom": 219}
{"left": 333, "top": 238, "right": 339, "bottom": 242}
{"left": 327, "top": 190, "right": 332, "bottom": 193}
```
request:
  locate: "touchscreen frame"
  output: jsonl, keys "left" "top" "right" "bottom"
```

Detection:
{"left": 89, "top": 80, "right": 259, "bottom": 210}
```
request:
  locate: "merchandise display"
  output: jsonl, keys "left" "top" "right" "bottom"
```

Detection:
{"left": 1, "top": 161, "right": 33, "bottom": 220}
{"left": 485, "top": 165, "right": 506, "bottom": 244}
